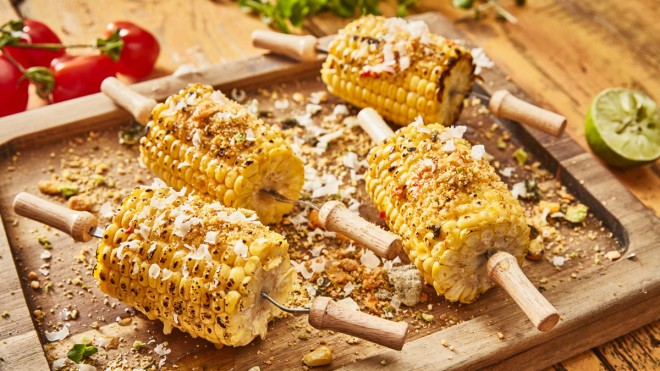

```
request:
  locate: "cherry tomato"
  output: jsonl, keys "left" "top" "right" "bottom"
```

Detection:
{"left": 0, "top": 55, "right": 29, "bottom": 117}
{"left": 4, "top": 19, "right": 65, "bottom": 68}
{"left": 104, "top": 21, "right": 160, "bottom": 79}
{"left": 50, "top": 55, "right": 116, "bottom": 103}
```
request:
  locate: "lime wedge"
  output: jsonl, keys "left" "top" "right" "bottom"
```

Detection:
{"left": 585, "top": 88, "right": 659, "bottom": 168}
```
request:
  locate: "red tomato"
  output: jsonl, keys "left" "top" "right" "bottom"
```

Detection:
{"left": 105, "top": 21, "right": 160, "bottom": 79}
{"left": 0, "top": 55, "right": 29, "bottom": 117}
{"left": 4, "top": 19, "right": 65, "bottom": 68}
{"left": 50, "top": 55, "right": 116, "bottom": 103}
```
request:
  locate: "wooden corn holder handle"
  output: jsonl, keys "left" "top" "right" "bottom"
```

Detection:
{"left": 13, "top": 192, "right": 98, "bottom": 242}
{"left": 309, "top": 296, "right": 408, "bottom": 350}
{"left": 317, "top": 201, "right": 402, "bottom": 260}
{"left": 489, "top": 90, "right": 567, "bottom": 137}
{"left": 487, "top": 252, "right": 560, "bottom": 331}
{"left": 251, "top": 30, "right": 319, "bottom": 62}
{"left": 101, "top": 77, "right": 157, "bottom": 125}
{"left": 357, "top": 108, "right": 395, "bottom": 143}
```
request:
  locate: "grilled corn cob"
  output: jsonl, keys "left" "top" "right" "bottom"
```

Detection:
{"left": 321, "top": 16, "right": 474, "bottom": 127}
{"left": 364, "top": 120, "right": 529, "bottom": 303}
{"left": 93, "top": 183, "right": 294, "bottom": 347}
{"left": 140, "top": 83, "right": 304, "bottom": 224}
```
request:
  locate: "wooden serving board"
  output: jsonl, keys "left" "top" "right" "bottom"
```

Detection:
{"left": 0, "top": 12, "right": 657, "bottom": 371}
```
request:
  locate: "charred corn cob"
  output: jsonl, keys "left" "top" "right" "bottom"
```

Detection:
{"left": 364, "top": 120, "right": 529, "bottom": 303}
{"left": 321, "top": 16, "right": 475, "bottom": 127}
{"left": 93, "top": 183, "right": 294, "bottom": 347}
{"left": 140, "top": 83, "right": 304, "bottom": 225}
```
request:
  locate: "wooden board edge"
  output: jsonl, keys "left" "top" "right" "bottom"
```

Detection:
{"left": 347, "top": 238, "right": 659, "bottom": 369}
{"left": 0, "top": 56, "right": 323, "bottom": 149}
{"left": 488, "top": 293, "right": 660, "bottom": 370}
{"left": 0, "top": 11, "right": 656, "bottom": 369}
{"left": 0, "top": 215, "right": 50, "bottom": 369}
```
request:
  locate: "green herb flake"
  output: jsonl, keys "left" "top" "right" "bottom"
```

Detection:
{"left": 91, "top": 174, "right": 106, "bottom": 186}
{"left": 133, "top": 340, "right": 146, "bottom": 350}
{"left": 1, "top": 311, "right": 8, "bottom": 318}
{"left": 513, "top": 147, "right": 528, "bottom": 166}
{"left": 118, "top": 121, "right": 144, "bottom": 145}
{"left": 564, "top": 203, "right": 588, "bottom": 223}
{"left": 298, "top": 333, "right": 309, "bottom": 340}
{"left": 232, "top": 132, "right": 246, "bottom": 144}
{"left": 452, "top": 0, "right": 474, "bottom": 9}
{"left": 66, "top": 343, "right": 98, "bottom": 364}
{"left": 420, "top": 313, "right": 434, "bottom": 322}
{"left": 497, "top": 137, "right": 506, "bottom": 150}
{"left": 59, "top": 184, "right": 79, "bottom": 198}
{"left": 37, "top": 235, "right": 52, "bottom": 249}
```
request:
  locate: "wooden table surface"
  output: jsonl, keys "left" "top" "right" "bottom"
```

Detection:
{"left": 1, "top": 0, "right": 657, "bottom": 369}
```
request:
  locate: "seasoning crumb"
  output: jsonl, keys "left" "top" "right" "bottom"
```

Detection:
{"left": 30, "top": 280, "right": 41, "bottom": 290}
{"left": 118, "top": 317, "right": 132, "bottom": 326}
{"left": 346, "top": 337, "right": 360, "bottom": 345}
{"left": 605, "top": 251, "right": 621, "bottom": 261}
{"left": 302, "top": 346, "right": 333, "bottom": 367}
{"left": 441, "top": 339, "right": 448, "bottom": 347}
{"left": 497, "top": 332, "right": 505, "bottom": 340}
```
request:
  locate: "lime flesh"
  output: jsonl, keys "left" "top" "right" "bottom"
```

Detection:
{"left": 585, "top": 88, "right": 659, "bottom": 168}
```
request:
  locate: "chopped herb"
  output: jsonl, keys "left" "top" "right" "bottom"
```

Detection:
{"left": 420, "top": 313, "right": 434, "bottom": 322}
{"left": 91, "top": 174, "right": 106, "bottom": 186}
{"left": 452, "top": 0, "right": 473, "bottom": 9}
{"left": 564, "top": 203, "right": 588, "bottom": 223}
{"left": 133, "top": 340, "right": 146, "bottom": 350}
{"left": 298, "top": 333, "right": 309, "bottom": 340}
{"left": 497, "top": 137, "right": 506, "bottom": 150}
{"left": 67, "top": 343, "right": 98, "bottom": 364}
{"left": 59, "top": 184, "right": 79, "bottom": 198}
{"left": 513, "top": 147, "right": 528, "bottom": 166}
{"left": 232, "top": 132, "right": 246, "bottom": 144}
{"left": 1, "top": 311, "right": 8, "bottom": 318}
{"left": 118, "top": 120, "right": 144, "bottom": 145}
{"left": 37, "top": 235, "right": 52, "bottom": 249}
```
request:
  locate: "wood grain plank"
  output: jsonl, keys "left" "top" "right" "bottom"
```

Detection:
{"left": 0, "top": 205, "right": 49, "bottom": 368}
{"left": 551, "top": 351, "right": 608, "bottom": 371}
{"left": 0, "top": 7, "right": 657, "bottom": 370}
{"left": 411, "top": 0, "right": 660, "bottom": 215}
{"left": 12, "top": 0, "right": 270, "bottom": 77}
{"left": 596, "top": 321, "right": 660, "bottom": 370}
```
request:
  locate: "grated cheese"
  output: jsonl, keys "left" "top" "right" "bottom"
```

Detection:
{"left": 233, "top": 240, "right": 249, "bottom": 258}
{"left": 471, "top": 144, "right": 486, "bottom": 160}
{"left": 149, "top": 264, "right": 161, "bottom": 279}
{"left": 442, "top": 139, "right": 456, "bottom": 152}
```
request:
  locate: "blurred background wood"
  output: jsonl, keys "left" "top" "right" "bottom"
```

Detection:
{"left": 1, "top": 0, "right": 658, "bottom": 369}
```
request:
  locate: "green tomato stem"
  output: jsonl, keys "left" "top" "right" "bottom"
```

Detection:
{"left": 8, "top": 42, "right": 96, "bottom": 51}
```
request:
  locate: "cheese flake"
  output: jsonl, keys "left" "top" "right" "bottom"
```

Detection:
{"left": 233, "top": 240, "right": 249, "bottom": 258}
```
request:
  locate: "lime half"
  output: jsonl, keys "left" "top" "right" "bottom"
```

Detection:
{"left": 585, "top": 88, "right": 659, "bottom": 168}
